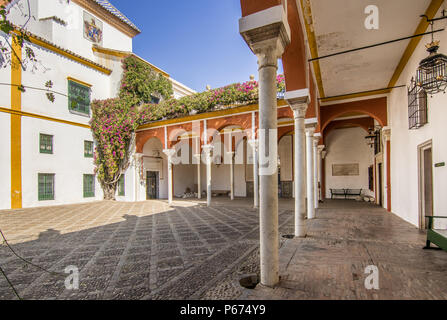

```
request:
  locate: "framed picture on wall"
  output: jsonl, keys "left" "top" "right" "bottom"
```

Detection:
{"left": 332, "top": 163, "right": 360, "bottom": 176}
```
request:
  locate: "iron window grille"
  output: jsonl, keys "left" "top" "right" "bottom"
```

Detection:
{"left": 68, "top": 80, "right": 91, "bottom": 115}
{"left": 38, "top": 173, "right": 55, "bottom": 201}
{"left": 118, "top": 175, "right": 125, "bottom": 196}
{"left": 83, "top": 174, "right": 95, "bottom": 198}
{"left": 373, "top": 130, "right": 381, "bottom": 155}
{"left": 84, "top": 140, "right": 94, "bottom": 158}
{"left": 408, "top": 78, "right": 428, "bottom": 130}
{"left": 40, "top": 134, "right": 53, "bottom": 154}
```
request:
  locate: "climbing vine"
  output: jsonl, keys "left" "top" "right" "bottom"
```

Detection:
{"left": 91, "top": 55, "right": 285, "bottom": 200}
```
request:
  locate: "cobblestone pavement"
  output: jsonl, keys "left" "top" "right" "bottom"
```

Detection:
{"left": 240, "top": 200, "right": 447, "bottom": 300}
{"left": 0, "top": 199, "right": 292, "bottom": 300}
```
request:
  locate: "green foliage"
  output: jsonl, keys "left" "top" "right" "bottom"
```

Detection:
{"left": 91, "top": 54, "right": 286, "bottom": 200}
{"left": 119, "top": 56, "right": 173, "bottom": 106}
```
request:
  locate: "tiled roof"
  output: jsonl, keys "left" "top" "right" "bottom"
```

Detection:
{"left": 92, "top": 0, "right": 141, "bottom": 33}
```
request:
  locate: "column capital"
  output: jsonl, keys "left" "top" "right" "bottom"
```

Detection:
{"left": 239, "top": 5, "right": 291, "bottom": 67}
{"left": 317, "top": 145, "right": 325, "bottom": 153}
{"left": 382, "top": 126, "right": 391, "bottom": 141}
{"left": 313, "top": 134, "right": 321, "bottom": 146}
{"left": 305, "top": 126, "right": 316, "bottom": 137}
{"left": 163, "top": 149, "right": 176, "bottom": 158}
{"left": 202, "top": 144, "right": 213, "bottom": 154}
{"left": 285, "top": 89, "right": 311, "bottom": 119}
{"left": 134, "top": 153, "right": 144, "bottom": 160}
{"left": 248, "top": 139, "right": 259, "bottom": 149}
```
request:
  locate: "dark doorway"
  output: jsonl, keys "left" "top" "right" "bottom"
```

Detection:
{"left": 423, "top": 148, "right": 434, "bottom": 229}
{"left": 146, "top": 171, "right": 159, "bottom": 200}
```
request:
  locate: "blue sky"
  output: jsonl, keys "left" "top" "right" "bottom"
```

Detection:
{"left": 110, "top": 0, "right": 283, "bottom": 92}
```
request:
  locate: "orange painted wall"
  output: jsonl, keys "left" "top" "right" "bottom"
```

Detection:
{"left": 282, "top": 0, "right": 307, "bottom": 93}
{"left": 323, "top": 117, "right": 374, "bottom": 140}
{"left": 240, "top": 0, "right": 282, "bottom": 16}
{"left": 320, "top": 97, "right": 388, "bottom": 131}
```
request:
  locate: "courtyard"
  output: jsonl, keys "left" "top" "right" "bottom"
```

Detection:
{"left": 0, "top": 198, "right": 446, "bottom": 300}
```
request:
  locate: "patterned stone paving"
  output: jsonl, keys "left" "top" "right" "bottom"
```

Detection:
{"left": 241, "top": 200, "right": 447, "bottom": 300}
{"left": 0, "top": 199, "right": 290, "bottom": 300}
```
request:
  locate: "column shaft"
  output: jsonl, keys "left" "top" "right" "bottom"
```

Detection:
{"left": 293, "top": 107, "right": 307, "bottom": 237}
{"left": 313, "top": 139, "right": 319, "bottom": 209}
{"left": 258, "top": 53, "right": 279, "bottom": 287}
{"left": 306, "top": 129, "right": 315, "bottom": 219}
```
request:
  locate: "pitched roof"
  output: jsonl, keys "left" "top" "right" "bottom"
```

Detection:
{"left": 91, "top": 0, "right": 141, "bottom": 33}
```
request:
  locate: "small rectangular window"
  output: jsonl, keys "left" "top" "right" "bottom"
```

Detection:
{"left": 83, "top": 174, "right": 95, "bottom": 198}
{"left": 408, "top": 79, "right": 428, "bottom": 130}
{"left": 84, "top": 140, "right": 94, "bottom": 158}
{"left": 40, "top": 134, "right": 53, "bottom": 154}
{"left": 38, "top": 173, "right": 55, "bottom": 201}
{"left": 118, "top": 175, "right": 125, "bottom": 196}
{"left": 68, "top": 79, "right": 91, "bottom": 115}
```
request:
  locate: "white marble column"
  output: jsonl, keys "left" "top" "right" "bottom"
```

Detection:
{"left": 382, "top": 127, "right": 391, "bottom": 211}
{"left": 240, "top": 5, "right": 290, "bottom": 287}
{"left": 306, "top": 127, "right": 316, "bottom": 219}
{"left": 286, "top": 90, "right": 310, "bottom": 238}
{"left": 229, "top": 151, "right": 235, "bottom": 200}
{"left": 194, "top": 154, "right": 201, "bottom": 199}
{"left": 313, "top": 135, "right": 320, "bottom": 209}
{"left": 202, "top": 144, "right": 213, "bottom": 207}
{"left": 317, "top": 145, "right": 325, "bottom": 203}
{"left": 250, "top": 112, "right": 259, "bottom": 208}
{"left": 163, "top": 149, "right": 175, "bottom": 205}
{"left": 248, "top": 139, "right": 259, "bottom": 208}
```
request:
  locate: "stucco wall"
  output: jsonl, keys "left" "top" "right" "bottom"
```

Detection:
{"left": 0, "top": 113, "right": 11, "bottom": 210}
{"left": 324, "top": 126, "right": 375, "bottom": 199}
{"left": 389, "top": 7, "right": 447, "bottom": 227}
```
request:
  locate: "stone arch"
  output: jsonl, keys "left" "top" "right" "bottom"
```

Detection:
{"left": 136, "top": 127, "right": 165, "bottom": 153}
{"left": 320, "top": 97, "right": 387, "bottom": 132}
{"left": 324, "top": 117, "right": 375, "bottom": 140}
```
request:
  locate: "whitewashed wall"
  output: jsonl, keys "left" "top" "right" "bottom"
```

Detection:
{"left": 9, "top": 0, "right": 133, "bottom": 60}
{"left": 21, "top": 116, "right": 103, "bottom": 207}
{"left": 389, "top": 6, "right": 447, "bottom": 227}
{"left": 324, "top": 127, "right": 375, "bottom": 198}
{"left": 0, "top": 113, "right": 11, "bottom": 210}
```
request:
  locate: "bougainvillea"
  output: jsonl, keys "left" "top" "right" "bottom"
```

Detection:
{"left": 91, "top": 55, "right": 286, "bottom": 200}
{"left": 90, "top": 56, "right": 174, "bottom": 200}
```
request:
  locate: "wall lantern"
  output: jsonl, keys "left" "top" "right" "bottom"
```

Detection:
{"left": 416, "top": 21, "right": 447, "bottom": 95}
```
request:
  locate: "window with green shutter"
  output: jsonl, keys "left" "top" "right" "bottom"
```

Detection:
{"left": 40, "top": 134, "right": 53, "bottom": 154}
{"left": 118, "top": 175, "right": 125, "bottom": 196}
{"left": 68, "top": 80, "right": 91, "bottom": 115}
{"left": 83, "top": 174, "right": 95, "bottom": 198}
{"left": 38, "top": 173, "right": 55, "bottom": 201}
{"left": 84, "top": 140, "right": 94, "bottom": 158}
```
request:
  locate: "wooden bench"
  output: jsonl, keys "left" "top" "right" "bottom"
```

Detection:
{"left": 424, "top": 216, "right": 447, "bottom": 252}
{"left": 330, "top": 188, "right": 363, "bottom": 199}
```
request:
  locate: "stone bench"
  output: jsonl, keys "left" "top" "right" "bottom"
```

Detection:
{"left": 424, "top": 216, "right": 447, "bottom": 252}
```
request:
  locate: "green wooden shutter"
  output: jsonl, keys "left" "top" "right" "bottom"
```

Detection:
{"left": 84, "top": 141, "right": 94, "bottom": 158}
{"left": 118, "top": 175, "right": 125, "bottom": 196}
{"left": 83, "top": 174, "right": 95, "bottom": 198}
{"left": 38, "top": 173, "right": 55, "bottom": 201}
{"left": 40, "top": 134, "right": 53, "bottom": 154}
{"left": 68, "top": 80, "right": 91, "bottom": 115}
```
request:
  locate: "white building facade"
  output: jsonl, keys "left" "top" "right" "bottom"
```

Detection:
{"left": 0, "top": 0, "right": 195, "bottom": 210}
